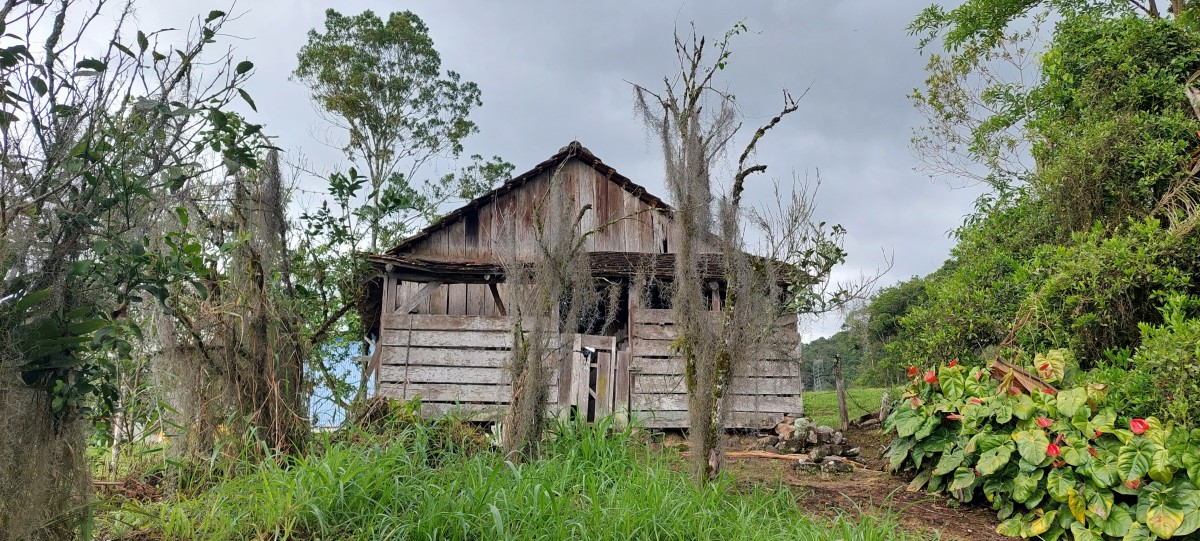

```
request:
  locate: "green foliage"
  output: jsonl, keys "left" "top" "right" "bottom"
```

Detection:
{"left": 1130, "top": 295, "right": 1200, "bottom": 428}
{"left": 886, "top": 357, "right": 1200, "bottom": 539}
{"left": 293, "top": 9, "right": 510, "bottom": 252}
{"left": 104, "top": 413, "right": 922, "bottom": 540}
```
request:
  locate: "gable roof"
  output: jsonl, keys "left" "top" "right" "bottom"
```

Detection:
{"left": 384, "top": 141, "right": 670, "bottom": 255}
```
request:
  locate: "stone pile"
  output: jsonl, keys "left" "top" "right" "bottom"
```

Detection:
{"left": 754, "top": 416, "right": 862, "bottom": 473}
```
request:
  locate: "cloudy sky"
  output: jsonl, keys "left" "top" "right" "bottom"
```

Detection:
{"left": 134, "top": 1, "right": 985, "bottom": 338}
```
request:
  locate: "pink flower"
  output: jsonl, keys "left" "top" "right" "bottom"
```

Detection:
{"left": 969, "top": 398, "right": 983, "bottom": 404}
{"left": 924, "top": 370, "right": 938, "bottom": 384}
{"left": 1036, "top": 417, "right": 1053, "bottom": 428}
{"left": 1130, "top": 418, "right": 1148, "bottom": 435}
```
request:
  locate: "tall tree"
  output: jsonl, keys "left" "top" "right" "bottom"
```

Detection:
{"left": 0, "top": 1, "right": 265, "bottom": 538}
{"left": 293, "top": 10, "right": 511, "bottom": 408}
{"left": 634, "top": 26, "right": 866, "bottom": 481}
{"left": 293, "top": 8, "right": 507, "bottom": 252}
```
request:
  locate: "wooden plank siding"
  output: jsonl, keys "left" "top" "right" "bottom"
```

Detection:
{"left": 378, "top": 314, "right": 561, "bottom": 420}
{"left": 401, "top": 157, "right": 676, "bottom": 263}
{"left": 627, "top": 306, "right": 802, "bottom": 429}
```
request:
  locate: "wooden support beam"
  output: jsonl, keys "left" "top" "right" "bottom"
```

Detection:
{"left": 489, "top": 283, "right": 507, "bottom": 316}
{"left": 396, "top": 281, "right": 444, "bottom": 314}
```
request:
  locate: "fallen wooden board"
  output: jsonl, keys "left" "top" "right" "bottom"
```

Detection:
{"left": 678, "top": 450, "right": 867, "bottom": 468}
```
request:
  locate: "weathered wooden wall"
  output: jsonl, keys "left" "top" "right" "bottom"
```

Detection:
{"left": 405, "top": 159, "right": 677, "bottom": 261}
{"left": 628, "top": 308, "right": 802, "bottom": 429}
{"left": 377, "top": 314, "right": 561, "bottom": 419}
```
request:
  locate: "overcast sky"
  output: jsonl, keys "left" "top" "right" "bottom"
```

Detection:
{"left": 134, "top": 1, "right": 985, "bottom": 338}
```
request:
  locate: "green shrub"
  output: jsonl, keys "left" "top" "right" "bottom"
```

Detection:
{"left": 1133, "top": 295, "right": 1200, "bottom": 428}
{"left": 886, "top": 355, "right": 1200, "bottom": 539}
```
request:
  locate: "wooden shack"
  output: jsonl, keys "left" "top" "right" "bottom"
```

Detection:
{"left": 364, "top": 142, "right": 802, "bottom": 429}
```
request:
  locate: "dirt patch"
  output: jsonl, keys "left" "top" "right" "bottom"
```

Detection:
{"left": 725, "top": 428, "right": 1009, "bottom": 541}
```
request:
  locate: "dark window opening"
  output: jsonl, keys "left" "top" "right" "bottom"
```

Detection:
{"left": 643, "top": 280, "right": 672, "bottom": 309}
{"left": 573, "top": 282, "right": 629, "bottom": 335}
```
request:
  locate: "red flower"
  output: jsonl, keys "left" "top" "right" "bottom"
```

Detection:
{"left": 1046, "top": 443, "right": 1061, "bottom": 457}
{"left": 1040, "top": 387, "right": 1054, "bottom": 394}
{"left": 1125, "top": 479, "right": 1141, "bottom": 490}
{"left": 924, "top": 370, "right": 938, "bottom": 384}
{"left": 969, "top": 398, "right": 983, "bottom": 404}
{"left": 1094, "top": 430, "right": 1103, "bottom": 438}
{"left": 1036, "top": 417, "right": 1053, "bottom": 428}
{"left": 1039, "top": 362, "right": 1050, "bottom": 371}
{"left": 1130, "top": 418, "right": 1148, "bottom": 435}
{"left": 1087, "top": 446, "right": 1098, "bottom": 458}
{"left": 1052, "top": 460, "right": 1065, "bottom": 468}
{"left": 907, "top": 366, "right": 920, "bottom": 378}
{"left": 975, "top": 370, "right": 984, "bottom": 381}
{"left": 949, "top": 359, "right": 959, "bottom": 367}
{"left": 946, "top": 413, "right": 963, "bottom": 421}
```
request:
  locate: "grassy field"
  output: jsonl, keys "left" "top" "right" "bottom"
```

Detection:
{"left": 803, "top": 387, "right": 893, "bottom": 428}
{"left": 98, "top": 413, "right": 926, "bottom": 540}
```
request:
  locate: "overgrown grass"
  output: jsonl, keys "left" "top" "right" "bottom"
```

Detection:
{"left": 803, "top": 388, "right": 894, "bottom": 428}
{"left": 99, "top": 412, "right": 926, "bottom": 540}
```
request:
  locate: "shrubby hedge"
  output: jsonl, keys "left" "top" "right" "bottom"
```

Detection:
{"left": 886, "top": 354, "right": 1200, "bottom": 539}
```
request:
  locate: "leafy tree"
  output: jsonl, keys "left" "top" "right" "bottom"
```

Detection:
{"left": 0, "top": 2, "right": 265, "bottom": 538}
{"left": 293, "top": 8, "right": 509, "bottom": 252}
{"left": 293, "top": 10, "right": 512, "bottom": 410}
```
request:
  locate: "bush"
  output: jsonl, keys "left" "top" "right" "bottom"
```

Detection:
{"left": 885, "top": 356, "right": 1200, "bottom": 539}
{"left": 1133, "top": 295, "right": 1200, "bottom": 428}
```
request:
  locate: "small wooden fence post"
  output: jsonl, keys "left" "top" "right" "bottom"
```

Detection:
{"left": 834, "top": 354, "right": 849, "bottom": 431}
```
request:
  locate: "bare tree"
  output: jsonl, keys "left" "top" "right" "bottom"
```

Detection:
{"left": 498, "top": 153, "right": 613, "bottom": 459}
{"left": 634, "top": 25, "right": 876, "bottom": 481}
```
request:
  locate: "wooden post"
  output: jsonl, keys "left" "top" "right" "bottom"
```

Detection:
{"left": 834, "top": 354, "right": 849, "bottom": 431}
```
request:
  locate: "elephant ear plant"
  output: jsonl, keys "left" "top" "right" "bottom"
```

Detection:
{"left": 885, "top": 352, "right": 1200, "bottom": 540}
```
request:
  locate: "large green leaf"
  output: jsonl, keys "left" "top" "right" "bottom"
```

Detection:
{"left": 1122, "top": 523, "right": 1154, "bottom": 541}
{"left": 1118, "top": 438, "right": 1157, "bottom": 482}
{"left": 939, "top": 365, "right": 966, "bottom": 400}
{"left": 1068, "top": 487, "right": 1088, "bottom": 524}
{"left": 1013, "top": 429, "right": 1050, "bottom": 464}
{"left": 1069, "top": 522, "right": 1103, "bottom": 541}
{"left": 933, "top": 449, "right": 965, "bottom": 476}
{"left": 1081, "top": 483, "right": 1113, "bottom": 521}
{"left": 1149, "top": 447, "right": 1175, "bottom": 484}
{"left": 915, "top": 414, "right": 941, "bottom": 440}
{"left": 1023, "top": 509, "right": 1057, "bottom": 538}
{"left": 996, "top": 517, "right": 1023, "bottom": 537}
{"left": 1090, "top": 450, "right": 1120, "bottom": 487}
{"left": 1143, "top": 487, "right": 1185, "bottom": 538}
{"left": 1174, "top": 485, "right": 1200, "bottom": 537}
{"left": 888, "top": 437, "right": 916, "bottom": 471}
{"left": 1089, "top": 407, "right": 1117, "bottom": 435}
{"left": 978, "top": 443, "right": 1014, "bottom": 476}
{"left": 893, "top": 409, "right": 924, "bottom": 438}
{"left": 1013, "top": 395, "right": 1037, "bottom": 420}
{"left": 950, "top": 467, "right": 976, "bottom": 491}
{"left": 1013, "top": 469, "right": 1043, "bottom": 503}
{"left": 1056, "top": 387, "right": 1088, "bottom": 418}
{"left": 1047, "top": 467, "right": 1076, "bottom": 502}
{"left": 1099, "top": 503, "right": 1133, "bottom": 538}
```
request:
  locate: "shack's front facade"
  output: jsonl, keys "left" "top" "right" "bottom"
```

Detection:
{"left": 365, "top": 142, "right": 802, "bottom": 429}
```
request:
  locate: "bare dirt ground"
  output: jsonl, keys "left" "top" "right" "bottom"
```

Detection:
{"left": 718, "top": 427, "right": 1009, "bottom": 541}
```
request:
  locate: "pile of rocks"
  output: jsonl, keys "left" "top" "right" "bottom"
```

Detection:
{"left": 754, "top": 416, "right": 862, "bottom": 473}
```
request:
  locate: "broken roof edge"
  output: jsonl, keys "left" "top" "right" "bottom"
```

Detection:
{"left": 383, "top": 141, "right": 671, "bottom": 256}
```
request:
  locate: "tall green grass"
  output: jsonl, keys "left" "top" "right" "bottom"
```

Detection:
{"left": 102, "top": 415, "right": 927, "bottom": 540}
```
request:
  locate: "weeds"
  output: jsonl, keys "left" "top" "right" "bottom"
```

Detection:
{"left": 99, "top": 411, "right": 926, "bottom": 540}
